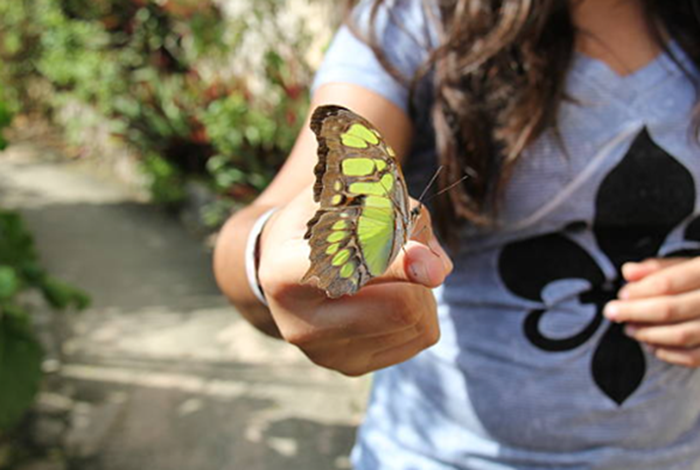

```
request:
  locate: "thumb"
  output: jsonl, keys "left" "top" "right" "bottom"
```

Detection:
{"left": 372, "top": 236, "right": 454, "bottom": 288}
{"left": 379, "top": 204, "right": 453, "bottom": 288}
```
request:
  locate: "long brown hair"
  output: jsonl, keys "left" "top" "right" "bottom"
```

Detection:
{"left": 349, "top": 0, "right": 700, "bottom": 239}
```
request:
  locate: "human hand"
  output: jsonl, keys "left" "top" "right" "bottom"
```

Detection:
{"left": 604, "top": 257, "right": 700, "bottom": 368}
{"left": 257, "top": 188, "right": 453, "bottom": 376}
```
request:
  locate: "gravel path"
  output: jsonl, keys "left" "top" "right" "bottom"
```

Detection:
{"left": 0, "top": 139, "right": 369, "bottom": 470}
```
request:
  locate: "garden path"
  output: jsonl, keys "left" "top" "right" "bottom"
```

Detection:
{"left": 0, "top": 136, "right": 369, "bottom": 470}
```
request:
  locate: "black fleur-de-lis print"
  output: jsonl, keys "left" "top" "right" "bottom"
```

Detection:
{"left": 499, "top": 128, "right": 697, "bottom": 405}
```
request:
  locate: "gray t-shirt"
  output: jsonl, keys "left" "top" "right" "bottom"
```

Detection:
{"left": 313, "top": 1, "right": 700, "bottom": 468}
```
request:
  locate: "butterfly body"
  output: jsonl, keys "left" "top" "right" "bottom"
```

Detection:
{"left": 301, "top": 105, "right": 418, "bottom": 298}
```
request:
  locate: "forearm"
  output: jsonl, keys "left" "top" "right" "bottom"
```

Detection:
{"left": 213, "top": 203, "right": 282, "bottom": 338}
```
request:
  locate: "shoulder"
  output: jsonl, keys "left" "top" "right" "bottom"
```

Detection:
{"left": 350, "top": 0, "right": 438, "bottom": 52}
{"left": 313, "top": 0, "right": 438, "bottom": 114}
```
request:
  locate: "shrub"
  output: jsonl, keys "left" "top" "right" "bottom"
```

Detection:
{"left": 0, "top": 209, "right": 89, "bottom": 432}
{"left": 0, "top": 0, "right": 333, "bottom": 225}
{"left": 0, "top": 86, "right": 88, "bottom": 434}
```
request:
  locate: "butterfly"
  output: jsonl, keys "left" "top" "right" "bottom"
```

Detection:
{"left": 301, "top": 105, "right": 420, "bottom": 299}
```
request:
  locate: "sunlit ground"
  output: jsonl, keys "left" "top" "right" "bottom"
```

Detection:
{"left": 0, "top": 135, "right": 369, "bottom": 470}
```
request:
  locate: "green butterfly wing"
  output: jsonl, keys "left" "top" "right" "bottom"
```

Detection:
{"left": 301, "top": 105, "right": 412, "bottom": 298}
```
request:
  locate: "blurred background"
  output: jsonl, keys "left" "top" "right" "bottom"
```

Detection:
{"left": 0, "top": 1, "right": 370, "bottom": 469}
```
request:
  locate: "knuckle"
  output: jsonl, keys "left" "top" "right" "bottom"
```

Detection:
{"left": 423, "top": 327, "right": 441, "bottom": 348}
{"left": 674, "top": 328, "right": 693, "bottom": 346}
{"left": 654, "top": 276, "right": 675, "bottom": 295}
{"left": 677, "top": 350, "right": 700, "bottom": 368}
{"left": 658, "top": 300, "right": 677, "bottom": 322}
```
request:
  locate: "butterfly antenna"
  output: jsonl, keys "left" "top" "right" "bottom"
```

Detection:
{"left": 422, "top": 171, "right": 472, "bottom": 205}
{"left": 416, "top": 166, "right": 443, "bottom": 207}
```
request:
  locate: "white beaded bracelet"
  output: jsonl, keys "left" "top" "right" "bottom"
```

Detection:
{"left": 244, "top": 208, "right": 278, "bottom": 307}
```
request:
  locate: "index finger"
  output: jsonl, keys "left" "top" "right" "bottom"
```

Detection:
{"left": 619, "top": 257, "right": 700, "bottom": 299}
{"left": 621, "top": 258, "right": 689, "bottom": 282}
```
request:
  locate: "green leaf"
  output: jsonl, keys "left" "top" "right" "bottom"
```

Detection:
{"left": 0, "top": 266, "right": 19, "bottom": 300}
{"left": 40, "top": 276, "right": 90, "bottom": 311}
{"left": 0, "top": 311, "right": 43, "bottom": 431}
{"left": 0, "top": 100, "right": 12, "bottom": 131}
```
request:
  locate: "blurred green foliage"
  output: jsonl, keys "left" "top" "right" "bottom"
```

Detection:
{"left": 0, "top": 49, "right": 88, "bottom": 438}
{"left": 0, "top": 0, "right": 324, "bottom": 440}
{"left": 0, "top": 209, "right": 89, "bottom": 433}
{"left": 0, "top": 0, "right": 318, "bottom": 220}
{"left": 0, "top": 84, "right": 11, "bottom": 150}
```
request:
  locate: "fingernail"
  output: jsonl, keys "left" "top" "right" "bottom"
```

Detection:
{"left": 604, "top": 302, "right": 619, "bottom": 321}
{"left": 618, "top": 287, "right": 629, "bottom": 300}
{"left": 624, "top": 325, "right": 637, "bottom": 337}
{"left": 621, "top": 263, "right": 637, "bottom": 278}
{"left": 409, "top": 262, "right": 430, "bottom": 285}
{"left": 645, "top": 344, "right": 657, "bottom": 355}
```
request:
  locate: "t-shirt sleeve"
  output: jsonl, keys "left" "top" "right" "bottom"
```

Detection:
{"left": 311, "top": 0, "right": 435, "bottom": 113}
